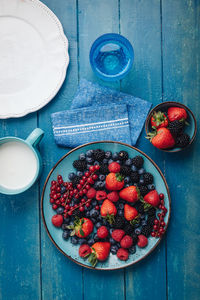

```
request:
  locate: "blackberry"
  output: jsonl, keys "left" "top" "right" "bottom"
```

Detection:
{"left": 120, "top": 165, "right": 131, "bottom": 176}
{"left": 147, "top": 215, "right": 155, "bottom": 226}
{"left": 139, "top": 185, "right": 149, "bottom": 196}
{"left": 113, "top": 216, "right": 125, "bottom": 229}
{"left": 132, "top": 156, "right": 144, "bottom": 168}
{"left": 93, "top": 149, "right": 105, "bottom": 161}
{"left": 141, "top": 225, "right": 152, "bottom": 237}
{"left": 137, "top": 202, "right": 145, "bottom": 214}
{"left": 72, "top": 209, "right": 83, "bottom": 218}
{"left": 72, "top": 175, "right": 80, "bottom": 187}
{"left": 124, "top": 223, "right": 134, "bottom": 235}
{"left": 147, "top": 207, "right": 156, "bottom": 217}
{"left": 118, "top": 151, "right": 129, "bottom": 161}
{"left": 176, "top": 133, "right": 190, "bottom": 148}
{"left": 143, "top": 173, "right": 154, "bottom": 184}
{"left": 131, "top": 233, "right": 138, "bottom": 245}
{"left": 99, "top": 164, "right": 109, "bottom": 175}
{"left": 168, "top": 120, "right": 184, "bottom": 136}
{"left": 73, "top": 160, "right": 87, "bottom": 171}
{"left": 130, "top": 171, "right": 139, "bottom": 183}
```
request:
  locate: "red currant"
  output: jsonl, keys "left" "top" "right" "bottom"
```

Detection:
{"left": 153, "top": 225, "right": 158, "bottom": 230}
{"left": 82, "top": 176, "right": 86, "bottom": 180}
{"left": 65, "top": 204, "right": 70, "bottom": 210}
{"left": 61, "top": 203, "right": 65, "bottom": 207}
{"left": 79, "top": 206, "right": 85, "bottom": 212}
{"left": 52, "top": 204, "right": 58, "bottom": 210}
{"left": 57, "top": 193, "right": 61, "bottom": 199}
{"left": 74, "top": 189, "right": 78, "bottom": 194}
{"left": 74, "top": 204, "right": 78, "bottom": 208}
{"left": 79, "top": 190, "right": 83, "bottom": 196}
{"left": 80, "top": 179, "right": 85, "bottom": 185}
{"left": 75, "top": 194, "right": 79, "bottom": 199}
{"left": 87, "top": 178, "right": 94, "bottom": 184}
{"left": 95, "top": 205, "right": 99, "bottom": 210}
{"left": 77, "top": 184, "right": 82, "bottom": 190}
{"left": 85, "top": 171, "right": 90, "bottom": 177}
{"left": 158, "top": 204, "right": 162, "bottom": 209}
{"left": 85, "top": 184, "right": 90, "bottom": 190}
{"left": 85, "top": 203, "right": 90, "bottom": 208}
{"left": 55, "top": 200, "right": 60, "bottom": 205}
{"left": 92, "top": 174, "right": 98, "bottom": 180}
{"left": 60, "top": 198, "right": 65, "bottom": 203}
{"left": 56, "top": 187, "right": 61, "bottom": 192}
{"left": 82, "top": 189, "right": 87, "bottom": 194}
{"left": 159, "top": 193, "right": 164, "bottom": 200}
{"left": 70, "top": 191, "right": 74, "bottom": 196}
{"left": 50, "top": 198, "right": 54, "bottom": 204}
{"left": 95, "top": 165, "right": 100, "bottom": 170}
{"left": 160, "top": 200, "right": 165, "bottom": 205}
{"left": 89, "top": 166, "right": 95, "bottom": 172}
{"left": 161, "top": 221, "right": 165, "bottom": 227}
{"left": 66, "top": 199, "right": 71, "bottom": 204}
{"left": 58, "top": 179, "right": 63, "bottom": 185}
{"left": 57, "top": 175, "right": 62, "bottom": 180}
{"left": 154, "top": 219, "right": 159, "bottom": 225}
{"left": 151, "top": 232, "right": 156, "bottom": 237}
{"left": 51, "top": 180, "right": 56, "bottom": 186}
{"left": 161, "top": 205, "right": 165, "bottom": 210}
{"left": 68, "top": 210, "right": 73, "bottom": 216}
{"left": 53, "top": 194, "right": 57, "bottom": 200}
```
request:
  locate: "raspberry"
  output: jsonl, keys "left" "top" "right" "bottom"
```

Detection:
{"left": 137, "top": 234, "right": 148, "bottom": 248}
{"left": 108, "top": 162, "right": 121, "bottom": 173}
{"left": 51, "top": 214, "right": 63, "bottom": 227}
{"left": 79, "top": 244, "right": 91, "bottom": 257}
{"left": 120, "top": 235, "right": 133, "bottom": 249}
{"left": 107, "top": 191, "right": 119, "bottom": 202}
{"left": 96, "top": 190, "right": 107, "bottom": 201}
{"left": 86, "top": 188, "right": 96, "bottom": 199}
{"left": 97, "top": 226, "right": 109, "bottom": 239}
{"left": 117, "top": 248, "right": 129, "bottom": 261}
{"left": 111, "top": 229, "right": 125, "bottom": 242}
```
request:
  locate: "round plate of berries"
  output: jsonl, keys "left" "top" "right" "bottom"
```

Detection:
{"left": 41, "top": 141, "right": 171, "bottom": 270}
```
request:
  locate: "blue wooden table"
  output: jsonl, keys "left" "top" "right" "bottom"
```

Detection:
{"left": 0, "top": 0, "right": 200, "bottom": 299}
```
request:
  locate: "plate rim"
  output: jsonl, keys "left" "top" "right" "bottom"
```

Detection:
{"left": 0, "top": 0, "right": 69, "bottom": 119}
{"left": 41, "top": 141, "right": 171, "bottom": 270}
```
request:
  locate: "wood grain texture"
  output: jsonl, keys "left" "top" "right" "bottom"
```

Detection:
{"left": 162, "top": 1, "right": 200, "bottom": 300}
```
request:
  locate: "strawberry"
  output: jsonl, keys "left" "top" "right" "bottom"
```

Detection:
{"left": 51, "top": 214, "right": 63, "bottom": 227}
{"left": 124, "top": 204, "right": 138, "bottom": 221}
{"left": 68, "top": 217, "right": 94, "bottom": 238}
{"left": 88, "top": 242, "right": 111, "bottom": 267}
{"left": 168, "top": 106, "right": 187, "bottom": 122}
{"left": 137, "top": 235, "right": 148, "bottom": 248}
{"left": 108, "top": 162, "right": 121, "bottom": 173}
{"left": 105, "top": 173, "right": 124, "bottom": 191}
{"left": 151, "top": 111, "right": 169, "bottom": 129}
{"left": 147, "top": 127, "right": 175, "bottom": 149}
{"left": 86, "top": 187, "right": 96, "bottom": 199}
{"left": 111, "top": 229, "right": 125, "bottom": 242}
{"left": 97, "top": 226, "right": 109, "bottom": 239}
{"left": 120, "top": 235, "right": 133, "bottom": 248}
{"left": 79, "top": 244, "right": 91, "bottom": 258}
{"left": 96, "top": 190, "right": 107, "bottom": 201}
{"left": 119, "top": 186, "right": 139, "bottom": 203}
{"left": 107, "top": 191, "right": 119, "bottom": 202}
{"left": 100, "top": 199, "right": 117, "bottom": 224}
{"left": 144, "top": 190, "right": 160, "bottom": 207}
{"left": 117, "top": 248, "right": 129, "bottom": 261}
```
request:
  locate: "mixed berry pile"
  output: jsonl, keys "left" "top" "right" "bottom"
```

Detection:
{"left": 49, "top": 149, "right": 168, "bottom": 267}
{"left": 147, "top": 106, "right": 190, "bottom": 149}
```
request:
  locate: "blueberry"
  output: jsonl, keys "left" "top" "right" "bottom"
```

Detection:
{"left": 135, "top": 228, "right": 142, "bottom": 235}
{"left": 62, "top": 230, "right": 70, "bottom": 240}
{"left": 76, "top": 171, "right": 83, "bottom": 178}
{"left": 119, "top": 203, "right": 124, "bottom": 210}
{"left": 125, "top": 184, "right": 130, "bottom": 188}
{"left": 112, "top": 152, "right": 119, "bottom": 161}
{"left": 131, "top": 165, "right": 137, "bottom": 172}
{"left": 139, "top": 178, "right": 144, "bottom": 185}
{"left": 99, "top": 174, "right": 105, "bottom": 181}
{"left": 124, "top": 176, "right": 130, "bottom": 184}
{"left": 63, "top": 218, "right": 70, "bottom": 224}
{"left": 134, "top": 222, "right": 140, "bottom": 228}
{"left": 109, "top": 237, "right": 116, "bottom": 245}
{"left": 88, "top": 238, "right": 95, "bottom": 246}
{"left": 110, "top": 245, "right": 118, "bottom": 254}
{"left": 138, "top": 168, "right": 145, "bottom": 175}
{"left": 105, "top": 151, "right": 112, "bottom": 159}
{"left": 86, "top": 157, "right": 94, "bottom": 163}
{"left": 56, "top": 207, "right": 64, "bottom": 214}
{"left": 68, "top": 172, "right": 75, "bottom": 180}
{"left": 97, "top": 215, "right": 102, "bottom": 221}
{"left": 118, "top": 210, "right": 124, "bottom": 217}
{"left": 109, "top": 228, "right": 114, "bottom": 235}
{"left": 62, "top": 223, "right": 69, "bottom": 230}
{"left": 102, "top": 218, "right": 108, "bottom": 226}
{"left": 102, "top": 158, "right": 108, "bottom": 164}
{"left": 85, "top": 211, "right": 90, "bottom": 218}
{"left": 116, "top": 243, "right": 121, "bottom": 249}
{"left": 94, "top": 234, "right": 99, "bottom": 242}
{"left": 94, "top": 161, "right": 100, "bottom": 165}
{"left": 140, "top": 214, "right": 146, "bottom": 220}
{"left": 90, "top": 208, "right": 99, "bottom": 218}
{"left": 125, "top": 159, "right": 132, "bottom": 166}
{"left": 148, "top": 184, "right": 155, "bottom": 190}
{"left": 91, "top": 217, "right": 97, "bottom": 224}
{"left": 95, "top": 222, "right": 102, "bottom": 228}
{"left": 61, "top": 186, "right": 66, "bottom": 194}
{"left": 86, "top": 149, "right": 93, "bottom": 157}
{"left": 116, "top": 160, "right": 121, "bottom": 164}
{"left": 70, "top": 200, "right": 75, "bottom": 207}
{"left": 92, "top": 200, "right": 98, "bottom": 206}
{"left": 79, "top": 153, "right": 86, "bottom": 160}
{"left": 141, "top": 220, "right": 147, "bottom": 226}
{"left": 129, "top": 246, "right": 136, "bottom": 254}
{"left": 108, "top": 159, "right": 114, "bottom": 164}
{"left": 79, "top": 238, "right": 87, "bottom": 245}
{"left": 97, "top": 181, "right": 105, "bottom": 189}
{"left": 71, "top": 236, "right": 78, "bottom": 244}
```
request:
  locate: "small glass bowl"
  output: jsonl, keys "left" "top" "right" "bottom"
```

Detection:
{"left": 89, "top": 33, "right": 134, "bottom": 81}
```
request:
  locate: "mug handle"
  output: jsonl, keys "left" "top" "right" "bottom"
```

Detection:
{"left": 25, "top": 128, "right": 44, "bottom": 147}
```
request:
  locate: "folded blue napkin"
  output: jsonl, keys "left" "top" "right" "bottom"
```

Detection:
{"left": 51, "top": 79, "right": 152, "bottom": 147}
{"left": 51, "top": 104, "right": 132, "bottom": 148}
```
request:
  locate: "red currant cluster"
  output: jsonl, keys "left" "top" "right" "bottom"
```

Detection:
{"left": 151, "top": 193, "right": 168, "bottom": 238}
{"left": 49, "top": 165, "right": 100, "bottom": 219}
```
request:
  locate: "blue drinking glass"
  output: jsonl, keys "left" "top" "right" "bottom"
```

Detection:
{"left": 89, "top": 33, "right": 134, "bottom": 81}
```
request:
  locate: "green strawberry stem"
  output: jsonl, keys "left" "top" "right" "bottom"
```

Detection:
{"left": 115, "top": 173, "right": 124, "bottom": 182}
{"left": 104, "top": 213, "right": 115, "bottom": 225}
{"left": 145, "top": 129, "right": 157, "bottom": 142}
{"left": 88, "top": 249, "right": 98, "bottom": 267}
{"left": 130, "top": 215, "right": 140, "bottom": 226}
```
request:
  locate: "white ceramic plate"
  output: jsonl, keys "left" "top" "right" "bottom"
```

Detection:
{"left": 0, "top": 0, "right": 69, "bottom": 119}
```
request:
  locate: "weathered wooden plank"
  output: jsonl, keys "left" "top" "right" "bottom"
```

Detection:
{"left": 38, "top": 1, "right": 83, "bottom": 300}
{"left": 0, "top": 117, "right": 40, "bottom": 299}
{"left": 78, "top": 1, "right": 125, "bottom": 299}
{"left": 120, "top": 1, "right": 167, "bottom": 299}
{"left": 162, "top": 0, "right": 200, "bottom": 299}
